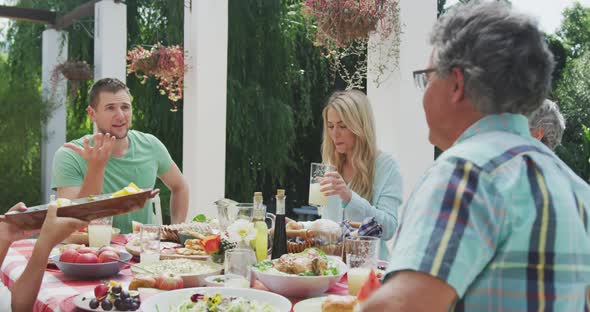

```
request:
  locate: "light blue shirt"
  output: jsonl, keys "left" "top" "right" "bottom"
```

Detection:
{"left": 387, "top": 114, "right": 590, "bottom": 311}
{"left": 322, "top": 152, "right": 403, "bottom": 260}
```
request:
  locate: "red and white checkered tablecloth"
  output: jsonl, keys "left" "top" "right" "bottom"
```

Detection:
{"left": 1, "top": 237, "right": 133, "bottom": 312}
{"left": 1, "top": 238, "right": 349, "bottom": 312}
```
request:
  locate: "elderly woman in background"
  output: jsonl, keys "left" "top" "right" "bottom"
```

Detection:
{"left": 528, "top": 99, "right": 566, "bottom": 150}
{"left": 290, "top": 90, "right": 403, "bottom": 260}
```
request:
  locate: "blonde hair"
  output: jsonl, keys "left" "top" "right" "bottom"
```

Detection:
{"left": 321, "top": 90, "right": 378, "bottom": 202}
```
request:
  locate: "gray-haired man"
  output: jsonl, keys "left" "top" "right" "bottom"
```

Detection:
{"left": 363, "top": 2, "right": 590, "bottom": 311}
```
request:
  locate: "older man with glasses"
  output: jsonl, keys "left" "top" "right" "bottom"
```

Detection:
{"left": 362, "top": 2, "right": 590, "bottom": 312}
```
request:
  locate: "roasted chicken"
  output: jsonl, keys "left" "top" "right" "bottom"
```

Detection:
{"left": 273, "top": 248, "right": 328, "bottom": 275}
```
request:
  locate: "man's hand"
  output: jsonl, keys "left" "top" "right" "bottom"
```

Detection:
{"left": 0, "top": 203, "right": 39, "bottom": 243}
{"left": 64, "top": 133, "right": 115, "bottom": 169}
{"left": 37, "top": 204, "right": 88, "bottom": 248}
{"left": 320, "top": 171, "right": 353, "bottom": 202}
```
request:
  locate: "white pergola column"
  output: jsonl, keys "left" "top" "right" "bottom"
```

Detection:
{"left": 367, "top": 1, "right": 436, "bottom": 202}
{"left": 183, "top": 0, "right": 229, "bottom": 219}
{"left": 94, "top": 0, "right": 126, "bottom": 82}
{"left": 41, "top": 29, "right": 68, "bottom": 203}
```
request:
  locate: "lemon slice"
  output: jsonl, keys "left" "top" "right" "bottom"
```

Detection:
{"left": 111, "top": 183, "right": 142, "bottom": 198}
{"left": 128, "top": 182, "right": 141, "bottom": 192}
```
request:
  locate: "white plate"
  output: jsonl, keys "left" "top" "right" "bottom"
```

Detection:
{"left": 141, "top": 287, "right": 292, "bottom": 312}
{"left": 252, "top": 255, "right": 347, "bottom": 298}
{"left": 293, "top": 296, "right": 326, "bottom": 312}
{"left": 73, "top": 291, "right": 138, "bottom": 312}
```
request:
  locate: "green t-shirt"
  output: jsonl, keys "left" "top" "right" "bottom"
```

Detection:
{"left": 51, "top": 130, "right": 173, "bottom": 233}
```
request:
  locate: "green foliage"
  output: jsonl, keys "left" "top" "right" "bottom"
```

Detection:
{"left": 546, "top": 34, "right": 568, "bottom": 91}
{"left": 558, "top": 2, "right": 590, "bottom": 59}
{"left": 226, "top": 0, "right": 333, "bottom": 215}
{"left": 0, "top": 56, "right": 54, "bottom": 212}
{"left": 552, "top": 2, "right": 590, "bottom": 183}
{"left": 554, "top": 51, "right": 590, "bottom": 182}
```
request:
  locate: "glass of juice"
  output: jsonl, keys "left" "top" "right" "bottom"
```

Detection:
{"left": 345, "top": 236, "right": 379, "bottom": 296}
{"left": 88, "top": 216, "right": 113, "bottom": 248}
{"left": 309, "top": 162, "right": 337, "bottom": 216}
{"left": 224, "top": 248, "right": 257, "bottom": 288}
{"left": 140, "top": 224, "right": 161, "bottom": 265}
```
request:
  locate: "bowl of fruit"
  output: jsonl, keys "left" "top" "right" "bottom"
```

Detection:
{"left": 51, "top": 246, "right": 132, "bottom": 279}
{"left": 74, "top": 281, "right": 142, "bottom": 311}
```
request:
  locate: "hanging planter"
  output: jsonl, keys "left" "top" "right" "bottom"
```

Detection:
{"left": 127, "top": 44, "right": 187, "bottom": 112}
{"left": 302, "top": 0, "right": 402, "bottom": 89}
{"left": 51, "top": 60, "right": 93, "bottom": 97}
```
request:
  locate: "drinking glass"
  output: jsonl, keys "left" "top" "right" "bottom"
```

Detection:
{"left": 309, "top": 162, "right": 337, "bottom": 216}
{"left": 88, "top": 216, "right": 113, "bottom": 248}
{"left": 233, "top": 203, "right": 254, "bottom": 222}
{"left": 345, "top": 236, "right": 379, "bottom": 295}
{"left": 140, "top": 224, "right": 161, "bottom": 265}
{"left": 224, "top": 248, "right": 257, "bottom": 288}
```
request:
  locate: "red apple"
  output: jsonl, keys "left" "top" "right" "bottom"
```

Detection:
{"left": 76, "top": 253, "right": 98, "bottom": 264}
{"left": 59, "top": 249, "right": 80, "bottom": 263}
{"left": 98, "top": 246, "right": 119, "bottom": 256}
{"left": 98, "top": 250, "right": 120, "bottom": 263}
{"left": 155, "top": 272, "right": 184, "bottom": 290}
{"left": 77, "top": 247, "right": 98, "bottom": 255}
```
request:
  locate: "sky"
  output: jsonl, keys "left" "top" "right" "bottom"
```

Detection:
{"left": 447, "top": 0, "right": 590, "bottom": 34}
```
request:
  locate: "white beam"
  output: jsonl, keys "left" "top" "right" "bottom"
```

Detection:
{"left": 94, "top": 0, "right": 126, "bottom": 82}
{"left": 367, "top": 1, "right": 436, "bottom": 202}
{"left": 183, "top": 0, "right": 228, "bottom": 219}
{"left": 41, "top": 29, "right": 68, "bottom": 204}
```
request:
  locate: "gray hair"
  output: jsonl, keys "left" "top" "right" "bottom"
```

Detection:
{"left": 430, "top": 1, "right": 555, "bottom": 115}
{"left": 528, "top": 99, "right": 566, "bottom": 150}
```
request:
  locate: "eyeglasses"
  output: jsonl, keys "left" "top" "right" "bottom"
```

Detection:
{"left": 412, "top": 68, "right": 436, "bottom": 90}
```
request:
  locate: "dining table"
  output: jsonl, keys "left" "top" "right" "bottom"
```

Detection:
{"left": 1, "top": 236, "right": 350, "bottom": 312}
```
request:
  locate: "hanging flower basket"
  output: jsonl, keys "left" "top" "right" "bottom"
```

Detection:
{"left": 51, "top": 60, "right": 93, "bottom": 97}
{"left": 304, "top": 0, "right": 389, "bottom": 47}
{"left": 127, "top": 44, "right": 187, "bottom": 112}
{"left": 301, "top": 0, "right": 402, "bottom": 89}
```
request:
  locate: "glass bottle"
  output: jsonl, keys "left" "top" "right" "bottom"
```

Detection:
{"left": 271, "top": 189, "right": 288, "bottom": 259}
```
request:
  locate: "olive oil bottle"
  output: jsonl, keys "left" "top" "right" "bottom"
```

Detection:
{"left": 252, "top": 192, "right": 268, "bottom": 262}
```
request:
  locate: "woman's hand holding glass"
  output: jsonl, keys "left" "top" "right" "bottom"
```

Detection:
{"left": 320, "top": 171, "right": 352, "bottom": 202}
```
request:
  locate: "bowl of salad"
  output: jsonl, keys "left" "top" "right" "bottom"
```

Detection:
{"left": 252, "top": 248, "right": 346, "bottom": 298}
{"left": 141, "top": 287, "right": 292, "bottom": 312}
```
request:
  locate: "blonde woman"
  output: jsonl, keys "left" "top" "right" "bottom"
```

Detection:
{"left": 294, "top": 90, "right": 403, "bottom": 260}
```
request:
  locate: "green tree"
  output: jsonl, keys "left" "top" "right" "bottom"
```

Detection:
{"left": 226, "top": 1, "right": 333, "bottom": 215}
{"left": 554, "top": 52, "right": 590, "bottom": 182}
{"left": 558, "top": 2, "right": 590, "bottom": 59}
{"left": 0, "top": 53, "right": 54, "bottom": 211}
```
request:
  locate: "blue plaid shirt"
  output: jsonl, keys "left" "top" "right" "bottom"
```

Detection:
{"left": 387, "top": 113, "right": 590, "bottom": 311}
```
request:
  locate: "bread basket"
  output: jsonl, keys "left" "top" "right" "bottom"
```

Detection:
{"left": 286, "top": 221, "right": 360, "bottom": 256}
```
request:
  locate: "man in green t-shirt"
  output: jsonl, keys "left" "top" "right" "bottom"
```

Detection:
{"left": 51, "top": 78, "right": 189, "bottom": 233}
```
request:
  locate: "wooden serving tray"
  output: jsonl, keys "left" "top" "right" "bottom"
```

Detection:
{"left": 0, "top": 189, "right": 159, "bottom": 230}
